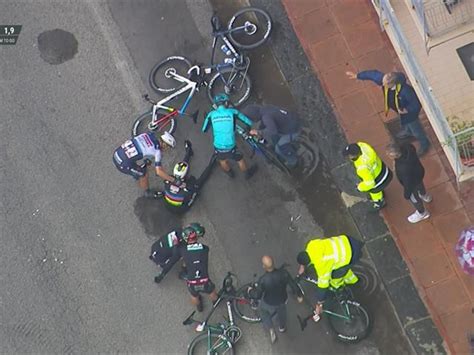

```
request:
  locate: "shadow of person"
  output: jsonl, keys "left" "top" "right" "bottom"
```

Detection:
{"left": 133, "top": 196, "right": 183, "bottom": 239}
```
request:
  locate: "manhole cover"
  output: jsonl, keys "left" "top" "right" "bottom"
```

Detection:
{"left": 37, "top": 29, "right": 78, "bottom": 65}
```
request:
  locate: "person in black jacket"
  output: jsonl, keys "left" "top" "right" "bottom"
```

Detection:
{"left": 248, "top": 256, "right": 303, "bottom": 344}
{"left": 386, "top": 142, "right": 432, "bottom": 223}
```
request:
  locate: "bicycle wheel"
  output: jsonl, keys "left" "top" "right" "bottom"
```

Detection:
{"left": 232, "top": 284, "right": 261, "bottom": 324}
{"left": 326, "top": 299, "right": 371, "bottom": 343}
{"left": 149, "top": 56, "right": 192, "bottom": 93}
{"left": 207, "top": 68, "right": 251, "bottom": 107}
{"left": 227, "top": 7, "right": 272, "bottom": 49}
{"left": 292, "top": 136, "right": 319, "bottom": 180}
{"left": 132, "top": 110, "right": 177, "bottom": 137}
{"left": 187, "top": 333, "right": 234, "bottom": 355}
{"left": 258, "top": 143, "right": 292, "bottom": 176}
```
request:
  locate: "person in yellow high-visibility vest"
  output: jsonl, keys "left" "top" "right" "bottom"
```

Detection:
{"left": 343, "top": 142, "right": 393, "bottom": 210}
{"left": 296, "top": 235, "right": 363, "bottom": 316}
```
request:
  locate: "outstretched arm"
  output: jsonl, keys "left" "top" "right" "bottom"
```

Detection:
{"left": 346, "top": 70, "right": 384, "bottom": 86}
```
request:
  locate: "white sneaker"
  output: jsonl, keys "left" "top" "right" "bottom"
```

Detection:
{"left": 418, "top": 193, "right": 432, "bottom": 203}
{"left": 269, "top": 328, "right": 277, "bottom": 344}
{"left": 407, "top": 210, "right": 430, "bottom": 223}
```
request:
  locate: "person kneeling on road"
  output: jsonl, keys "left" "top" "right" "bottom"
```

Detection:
{"left": 150, "top": 222, "right": 205, "bottom": 284}
{"left": 202, "top": 93, "right": 257, "bottom": 179}
{"left": 178, "top": 227, "right": 218, "bottom": 312}
{"left": 161, "top": 140, "right": 216, "bottom": 214}
{"left": 296, "top": 235, "right": 363, "bottom": 318}
{"left": 113, "top": 131, "right": 177, "bottom": 197}
{"left": 242, "top": 104, "right": 301, "bottom": 169}
{"left": 248, "top": 256, "right": 303, "bottom": 344}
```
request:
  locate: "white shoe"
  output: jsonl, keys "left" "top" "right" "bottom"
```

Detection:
{"left": 269, "top": 328, "right": 277, "bottom": 344}
{"left": 418, "top": 193, "right": 432, "bottom": 203}
{"left": 407, "top": 210, "right": 430, "bottom": 223}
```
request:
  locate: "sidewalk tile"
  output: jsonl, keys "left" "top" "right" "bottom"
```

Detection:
{"left": 427, "top": 182, "right": 463, "bottom": 217}
{"left": 334, "top": 90, "right": 377, "bottom": 127}
{"left": 364, "top": 85, "right": 386, "bottom": 114}
{"left": 343, "top": 20, "right": 385, "bottom": 58}
{"left": 330, "top": 0, "right": 373, "bottom": 32}
{"left": 355, "top": 47, "right": 398, "bottom": 75}
{"left": 293, "top": 7, "right": 339, "bottom": 47}
{"left": 383, "top": 190, "right": 424, "bottom": 234}
{"left": 450, "top": 340, "right": 472, "bottom": 355}
{"left": 309, "top": 34, "right": 352, "bottom": 71}
{"left": 282, "top": 0, "right": 327, "bottom": 20}
{"left": 366, "top": 235, "right": 409, "bottom": 283}
{"left": 425, "top": 277, "right": 470, "bottom": 316}
{"left": 343, "top": 114, "right": 391, "bottom": 148}
{"left": 320, "top": 62, "right": 360, "bottom": 100}
{"left": 440, "top": 305, "right": 474, "bottom": 344}
{"left": 395, "top": 222, "right": 445, "bottom": 261}
{"left": 421, "top": 154, "right": 450, "bottom": 189}
{"left": 412, "top": 251, "right": 455, "bottom": 288}
{"left": 433, "top": 208, "right": 471, "bottom": 246}
{"left": 405, "top": 318, "right": 447, "bottom": 355}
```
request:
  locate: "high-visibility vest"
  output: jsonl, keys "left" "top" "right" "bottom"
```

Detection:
{"left": 383, "top": 83, "right": 401, "bottom": 115}
{"left": 353, "top": 142, "right": 382, "bottom": 192}
{"left": 306, "top": 235, "right": 353, "bottom": 289}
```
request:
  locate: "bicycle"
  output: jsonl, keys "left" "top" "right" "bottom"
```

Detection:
{"left": 148, "top": 7, "right": 272, "bottom": 107}
{"left": 295, "top": 274, "right": 371, "bottom": 344}
{"left": 183, "top": 272, "right": 261, "bottom": 354}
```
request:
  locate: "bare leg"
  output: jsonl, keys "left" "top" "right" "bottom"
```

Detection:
{"left": 209, "top": 290, "right": 218, "bottom": 303}
{"left": 219, "top": 159, "right": 232, "bottom": 172}
{"left": 237, "top": 159, "right": 248, "bottom": 172}
{"left": 138, "top": 172, "right": 149, "bottom": 190}
{"left": 191, "top": 295, "right": 201, "bottom": 307}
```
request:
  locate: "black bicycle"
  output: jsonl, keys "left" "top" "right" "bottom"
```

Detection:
{"left": 295, "top": 275, "right": 371, "bottom": 344}
{"left": 149, "top": 7, "right": 272, "bottom": 106}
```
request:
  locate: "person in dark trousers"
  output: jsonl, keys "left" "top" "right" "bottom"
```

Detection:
{"left": 346, "top": 70, "right": 431, "bottom": 156}
{"left": 242, "top": 104, "right": 302, "bottom": 168}
{"left": 386, "top": 142, "right": 432, "bottom": 223}
{"left": 161, "top": 140, "right": 216, "bottom": 214}
{"left": 248, "top": 256, "right": 303, "bottom": 344}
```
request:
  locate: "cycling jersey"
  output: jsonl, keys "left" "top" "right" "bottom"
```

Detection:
{"left": 150, "top": 229, "right": 183, "bottom": 275}
{"left": 163, "top": 179, "right": 198, "bottom": 214}
{"left": 114, "top": 132, "right": 162, "bottom": 167}
{"left": 202, "top": 106, "right": 253, "bottom": 151}
{"left": 179, "top": 243, "right": 210, "bottom": 281}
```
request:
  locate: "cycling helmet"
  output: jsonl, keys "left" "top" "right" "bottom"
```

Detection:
{"left": 182, "top": 226, "right": 198, "bottom": 244}
{"left": 173, "top": 161, "right": 189, "bottom": 179}
{"left": 160, "top": 131, "right": 176, "bottom": 148}
{"left": 189, "top": 222, "right": 205, "bottom": 238}
{"left": 296, "top": 251, "right": 310, "bottom": 266}
{"left": 213, "top": 93, "right": 230, "bottom": 106}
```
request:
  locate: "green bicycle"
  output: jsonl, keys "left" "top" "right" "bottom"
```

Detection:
{"left": 295, "top": 274, "right": 371, "bottom": 343}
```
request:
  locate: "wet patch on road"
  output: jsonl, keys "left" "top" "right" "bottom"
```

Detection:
{"left": 37, "top": 29, "right": 78, "bottom": 65}
{"left": 133, "top": 197, "right": 182, "bottom": 239}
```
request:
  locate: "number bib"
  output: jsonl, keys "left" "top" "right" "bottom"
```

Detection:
{"left": 121, "top": 140, "right": 139, "bottom": 159}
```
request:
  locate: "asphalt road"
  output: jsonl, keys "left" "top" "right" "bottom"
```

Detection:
{"left": 1, "top": 0, "right": 412, "bottom": 353}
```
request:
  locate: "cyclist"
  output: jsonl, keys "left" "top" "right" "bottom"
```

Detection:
{"left": 202, "top": 93, "right": 257, "bottom": 179}
{"left": 113, "top": 131, "right": 176, "bottom": 197}
{"left": 296, "top": 235, "right": 363, "bottom": 317}
{"left": 161, "top": 140, "right": 217, "bottom": 214}
{"left": 179, "top": 227, "right": 218, "bottom": 312}
{"left": 150, "top": 222, "right": 205, "bottom": 284}
{"left": 243, "top": 104, "right": 301, "bottom": 168}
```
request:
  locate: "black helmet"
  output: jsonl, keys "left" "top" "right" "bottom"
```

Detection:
{"left": 296, "top": 251, "right": 310, "bottom": 266}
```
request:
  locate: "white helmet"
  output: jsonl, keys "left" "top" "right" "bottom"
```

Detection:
{"left": 173, "top": 161, "right": 189, "bottom": 179}
{"left": 160, "top": 131, "right": 176, "bottom": 148}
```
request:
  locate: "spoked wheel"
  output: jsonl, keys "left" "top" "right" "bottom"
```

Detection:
{"left": 258, "top": 143, "right": 292, "bottom": 176}
{"left": 292, "top": 136, "right": 319, "bottom": 180}
{"left": 132, "top": 110, "right": 177, "bottom": 137}
{"left": 149, "top": 56, "right": 192, "bottom": 93}
{"left": 187, "top": 333, "right": 234, "bottom": 355}
{"left": 326, "top": 299, "right": 371, "bottom": 343}
{"left": 233, "top": 284, "right": 261, "bottom": 323}
{"left": 207, "top": 68, "right": 251, "bottom": 107}
{"left": 227, "top": 7, "right": 272, "bottom": 49}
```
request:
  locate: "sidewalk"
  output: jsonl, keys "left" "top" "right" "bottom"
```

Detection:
{"left": 281, "top": 0, "right": 474, "bottom": 353}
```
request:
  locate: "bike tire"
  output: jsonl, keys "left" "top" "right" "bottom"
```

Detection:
{"left": 232, "top": 283, "right": 261, "bottom": 324}
{"left": 132, "top": 111, "right": 177, "bottom": 137}
{"left": 207, "top": 68, "right": 251, "bottom": 107}
{"left": 227, "top": 7, "right": 272, "bottom": 49}
{"left": 187, "top": 333, "right": 234, "bottom": 355}
{"left": 257, "top": 143, "right": 292, "bottom": 176}
{"left": 149, "top": 56, "right": 192, "bottom": 94}
{"left": 327, "top": 299, "right": 371, "bottom": 344}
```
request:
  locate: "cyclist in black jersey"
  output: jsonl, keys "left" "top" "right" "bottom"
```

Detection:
{"left": 179, "top": 228, "right": 218, "bottom": 312}
{"left": 150, "top": 223, "right": 205, "bottom": 284}
{"left": 160, "top": 140, "right": 216, "bottom": 214}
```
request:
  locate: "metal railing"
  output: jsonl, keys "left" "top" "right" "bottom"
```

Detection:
{"left": 374, "top": 0, "right": 474, "bottom": 182}
{"left": 423, "top": 0, "right": 474, "bottom": 37}
{"left": 453, "top": 127, "right": 474, "bottom": 170}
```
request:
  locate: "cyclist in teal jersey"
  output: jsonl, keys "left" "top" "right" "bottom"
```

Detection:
{"left": 202, "top": 93, "right": 257, "bottom": 179}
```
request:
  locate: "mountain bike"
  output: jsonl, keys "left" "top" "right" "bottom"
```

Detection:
{"left": 295, "top": 274, "right": 371, "bottom": 343}
{"left": 183, "top": 272, "right": 260, "bottom": 354}
{"left": 148, "top": 7, "right": 272, "bottom": 107}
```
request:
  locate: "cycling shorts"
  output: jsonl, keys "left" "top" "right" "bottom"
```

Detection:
{"left": 215, "top": 147, "right": 243, "bottom": 162}
{"left": 186, "top": 278, "right": 216, "bottom": 297}
{"left": 113, "top": 148, "right": 146, "bottom": 180}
